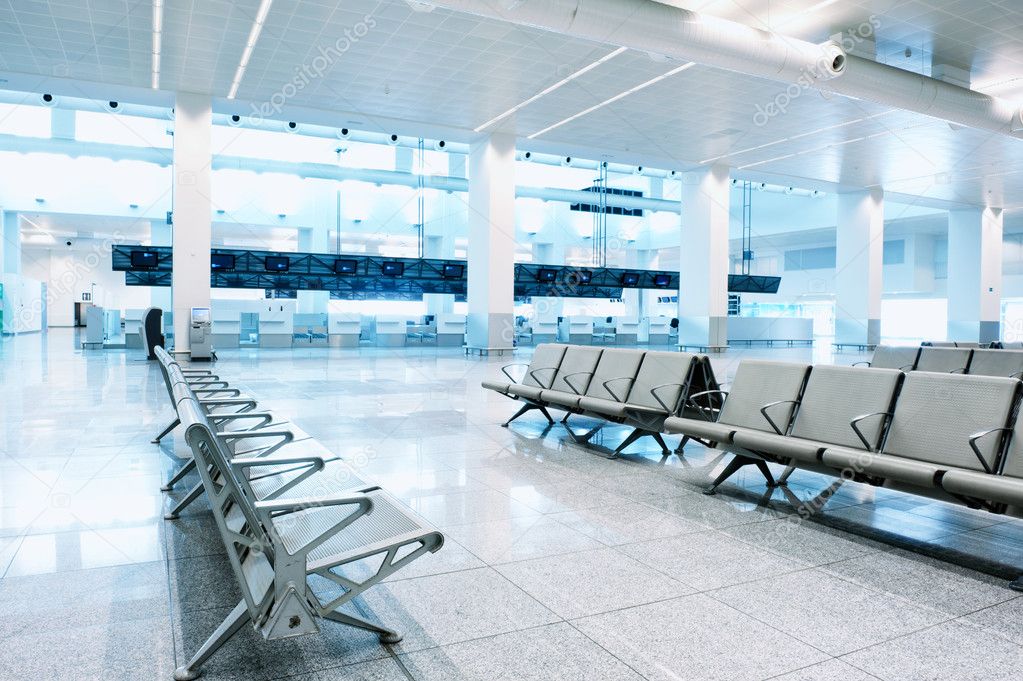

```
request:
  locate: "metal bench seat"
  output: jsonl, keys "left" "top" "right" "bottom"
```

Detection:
{"left": 484, "top": 343, "right": 568, "bottom": 425}
{"left": 967, "top": 349, "right": 1023, "bottom": 378}
{"left": 173, "top": 391, "right": 443, "bottom": 681}
{"left": 915, "top": 346, "right": 973, "bottom": 373}
{"left": 856, "top": 344, "right": 919, "bottom": 370}
{"left": 941, "top": 469, "right": 1023, "bottom": 507}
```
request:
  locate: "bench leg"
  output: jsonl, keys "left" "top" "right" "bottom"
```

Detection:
{"left": 165, "top": 482, "right": 204, "bottom": 520}
{"left": 323, "top": 610, "right": 402, "bottom": 644}
{"left": 775, "top": 463, "right": 797, "bottom": 487}
{"left": 503, "top": 403, "right": 555, "bottom": 427}
{"left": 610, "top": 428, "right": 646, "bottom": 458}
{"left": 175, "top": 600, "right": 249, "bottom": 680}
{"left": 1010, "top": 576, "right": 1023, "bottom": 593}
{"left": 704, "top": 454, "right": 775, "bottom": 495}
{"left": 561, "top": 412, "right": 571, "bottom": 424}
{"left": 674, "top": 435, "right": 690, "bottom": 456}
{"left": 152, "top": 417, "right": 180, "bottom": 443}
{"left": 161, "top": 458, "right": 196, "bottom": 492}
{"left": 651, "top": 432, "right": 671, "bottom": 457}
{"left": 566, "top": 424, "right": 602, "bottom": 445}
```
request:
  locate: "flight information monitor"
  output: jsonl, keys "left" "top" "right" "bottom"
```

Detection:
{"left": 264, "top": 256, "right": 290, "bottom": 272}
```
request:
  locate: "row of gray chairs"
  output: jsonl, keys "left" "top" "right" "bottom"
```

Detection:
{"left": 154, "top": 347, "right": 444, "bottom": 680}
{"left": 483, "top": 344, "right": 721, "bottom": 457}
{"left": 662, "top": 359, "right": 1023, "bottom": 589}
{"left": 860, "top": 344, "right": 1023, "bottom": 378}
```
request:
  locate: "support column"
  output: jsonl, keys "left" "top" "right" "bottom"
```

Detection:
{"left": 466, "top": 133, "right": 515, "bottom": 352}
{"left": 948, "top": 207, "right": 1002, "bottom": 344}
{"left": 424, "top": 235, "right": 454, "bottom": 316}
{"left": 678, "top": 165, "right": 729, "bottom": 351}
{"left": 171, "top": 93, "right": 212, "bottom": 355}
{"left": 297, "top": 227, "right": 330, "bottom": 313}
{"left": 149, "top": 219, "right": 172, "bottom": 312}
{"left": 835, "top": 188, "right": 883, "bottom": 348}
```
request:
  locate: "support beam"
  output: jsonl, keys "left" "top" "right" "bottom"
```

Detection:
{"left": 466, "top": 133, "right": 515, "bottom": 352}
{"left": 948, "top": 207, "right": 1003, "bottom": 344}
{"left": 835, "top": 188, "right": 883, "bottom": 348}
{"left": 678, "top": 165, "right": 729, "bottom": 351}
{"left": 171, "top": 93, "right": 213, "bottom": 356}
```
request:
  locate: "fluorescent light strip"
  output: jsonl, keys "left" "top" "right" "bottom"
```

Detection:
{"left": 474, "top": 47, "right": 628, "bottom": 133}
{"left": 528, "top": 62, "right": 695, "bottom": 139}
{"left": 151, "top": 0, "right": 163, "bottom": 89}
{"left": 228, "top": 0, "right": 273, "bottom": 99}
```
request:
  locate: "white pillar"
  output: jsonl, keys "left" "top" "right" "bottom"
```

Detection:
{"left": 2, "top": 211, "right": 21, "bottom": 275}
{"left": 171, "top": 93, "right": 212, "bottom": 355}
{"left": 466, "top": 133, "right": 515, "bottom": 351}
{"left": 835, "top": 188, "right": 883, "bottom": 348}
{"left": 678, "top": 165, "right": 729, "bottom": 350}
{"left": 297, "top": 227, "right": 330, "bottom": 313}
{"left": 948, "top": 207, "right": 1002, "bottom": 344}
{"left": 424, "top": 234, "right": 454, "bottom": 316}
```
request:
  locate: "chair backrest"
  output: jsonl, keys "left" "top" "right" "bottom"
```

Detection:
{"left": 627, "top": 351, "right": 697, "bottom": 413}
{"left": 955, "top": 342, "right": 981, "bottom": 349}
{"left": 718, "top": 360, "right": 810, "bottom": 431}
{"left": 178, "top": 394, "right": 276, "bottom": 623}
{"left": 790, "top": 365, "right": 902, "bottom": 450}
{"left": 915, "top": 346, "right": 973, "bottom": 373}
{"left": 966, "top": 349, "right": 1023, "bottom": 379}
{"left": 925, "top": 341, "right": 956, "bottom": 348}
{"left": 522, "top": 343, "right": 567, "bottom": 389}
{"left": 549, "top": 345, "right": 603, "bottom": 394}
{"left": 882, "top": 372, "right": 1019, "bottom": 472}
{"left": 869, "top": 345, "right": 920, "bottom": 370}
{"left": 583, "top": 349, "right": 645, "bottom": 401}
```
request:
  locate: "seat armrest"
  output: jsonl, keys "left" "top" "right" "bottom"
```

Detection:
{"left": 208, "top": 412, "right": 274, "bottom": 428}
{"left": 852, "top": 360, "right": 871, "bottom": 367}
{"left": 849, "top": 412, "right": 889, "bottom": 452}
{"left": 562, "top": 372, "right": 594, "bottom": 395}
{"left": 968, "top": 428, "right": 1011, "bottom": 474}
{"left": 527, "top": 367, "right": 559, "bottom": 386}
{"left": 687, "top": 389, "right": 729, "bottom": 421}
{"left": 500, "top": 363, "right": 530, "bottom": 384}
{"left": 760, "top": 400, "right": 798, "bottom": 435}
{"left": 649, "top": 383, "right": 685, "bottom": 413}
{"left": 255, "top": 493, "right": 372, "bottom": 516}
{"left": 192, "top": 388, "right": 241, "bottom": 396}
{"left": 231, "top": 454, "right": 327, "bottom": 471}
{"left": 602, "top": 377, "right": 636, "bottom": 403}
{"left": 217, "top": 429, "right": 294, "bottom": 444}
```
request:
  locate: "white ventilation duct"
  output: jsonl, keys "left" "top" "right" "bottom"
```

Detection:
{"left": 427, "top": 0, "right": 1023, "bottom": 139}
{"left": 428, "top": 0, "right": 845, "bottom": 84}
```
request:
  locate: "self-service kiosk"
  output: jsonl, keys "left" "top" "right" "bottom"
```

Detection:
{"left": 189, "top": 307, "right": 214, "bottom": 361}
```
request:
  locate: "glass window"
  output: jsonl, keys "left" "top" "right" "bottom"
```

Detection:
{"left": 0, "top": 102, "right": 50, "bottom": 137}
{"left": 76, "top": 111, "right": 172, "bottom": 148}
{"left": 883, "top": 239, "right": 905, "bottom": 265}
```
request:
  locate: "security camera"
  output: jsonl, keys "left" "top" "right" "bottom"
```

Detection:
{"left": 561, "top": 156, "right": 573, "bottom": 167}
{"left": 228, "top": 114, "right": 242, "bottom": 127}
{"left": 66, "top": 240, "right": 73, "bottom": 247}
{"left": 433, "top": 140, "right": 446, "bottom": 151}
{"left": 669, "top": 170, "right": 678, "bottom": 179}
{"left": 107, "top": 100, "right": 119, "bottom": 110}
{"left": 286, "top": 121, "right": 298, "bottom": 132}
{"left": 337, "top": 127, "right": 351, "bottom": 139}
{"left": 518, "top": 151, "right": 532, "bottom": 161}
{"left": 756, "top": 182, "right": 767, "bottom": 191}
{"left": 785, "top": 186, "right": 795, "bottom": 195}
{"left": 633, "top": 166, "right": 644, "bottom": 175}
{"left": 40, "top": 93, "right": 56, "bottom": 107}
{"left": 730, "top": 178, "right": 739, "bottom": 186}
{"left": 387, "top": 133, "right": 399, "bottom": 145}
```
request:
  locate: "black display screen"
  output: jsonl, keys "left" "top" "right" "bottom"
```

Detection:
{"left": 211, "top": 254, "right": 236, "bottom": 271}
{"left": 264, "top": 256, "right": 290, "bottom": 272}
{"left": 334, "top": 259, "right": 358, "bottom": 274}
{"left": 130, "top": 251, "right": 159, "bottom": 269}
{"left": 382, "top": 261, "right": 405, "bottom": 276}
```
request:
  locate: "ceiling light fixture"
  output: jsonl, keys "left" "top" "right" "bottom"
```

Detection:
{"left": 151, "top": 0, "right": 164, "bottom": 89}
{"left": 228, "top": 0, "right": 274, "bottom": 99}
{"left": 527, "top": 62, "right": 695, "bottom": 139}
{"left": 474, "top": 46, "right": 628, "bottom": 133}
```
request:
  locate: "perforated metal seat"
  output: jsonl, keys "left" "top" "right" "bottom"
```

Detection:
{"left": 967, "top": 349, "right": 1023, "bottom": 378}
{"left": 862, "top": 345, "right": 919, "bottom": 370}
{"left": 915, "top": 346, "right": 973, "bottom": 373}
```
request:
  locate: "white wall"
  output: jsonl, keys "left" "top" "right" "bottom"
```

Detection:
{"left": 1, "top": 274, "right": 42, "bottom": 333}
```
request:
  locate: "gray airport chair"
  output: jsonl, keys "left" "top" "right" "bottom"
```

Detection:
{"left": 915, "top": 346, "right": 973, "bottom": 373}
{"left": 942, "top": 402, "right": 1023, "bottom": 510}
{"left": 172, "top": 395, "right": 443, "bottom": 680}
{"left": 664, "top": 360, "right": 811, "bottom": 489}
{"left": 543, "top": 348, "right": 643, "bottom": 411}
{"left": 855, "top": 344, "right": 919, "bottom": 370}
{"left": 730, "top": 365, "right": 903, "bottom": 486}
{"left": 540, "top": 345, "right": 603, "bottom": 402}
{"left": 482, "top": 343, "right": 567, "bottom": 425}
{"left": 966, "top": 349, "right": 1023, "bottom": 378}
{"left": 821, "top": 372, "right": 1019, "bottom": 490}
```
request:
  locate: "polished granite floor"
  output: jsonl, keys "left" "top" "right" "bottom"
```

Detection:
{"left": 1, "top": 329, "right": 1022, "bottom": 680}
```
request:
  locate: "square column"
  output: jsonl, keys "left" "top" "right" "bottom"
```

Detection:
{"left": 424, "top": 235, "right": 454, "bottom": 316}
{"left": 171, "top": 93, "right": 213, "bottom": 355}
{"left": 678, "top": 165, "right": 729, "bottom": 351}
{"left": 466, "top": 133, "right": 515, "bottom": 352}
{"left": 835, "top": 188, "right": 883, "bottom": 348}
{"left": 948, "top": 207, "right": 1002, "bottom": 344}
{"left": 297, "top": 228, "right": 330, "bottom": 314}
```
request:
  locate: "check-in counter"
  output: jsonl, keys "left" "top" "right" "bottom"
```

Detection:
{"left": 259, "top": 303, "right": 295, "bottom": 348}
{"left": 376, "top": 316, "right": 407, "bottom": 347}
{"left": 293, "top": 313, "right": 328, "bottom": 346}
{"left": 436, "top": 313, "right": 466, "bottom": 346}
{"left": 559, "top": 316, "right": 594, "bottom": 344}
{"left": 645, "top": 317, "right": 671, "bottom": 345}
{"left": 212, "top": 309, "right": 241, "bottom": 348}
{"left": 614, "top": 317, "right": 640, "bottom": 345}
{"left": 328, "top": 313, "right": 361, "bottom": 347}
{"left": 124, "top": 308, "right": 145, "bottom": 348}
{"left": 531, "top": 317, "right": 558, "bottom": 344}
{"left": 727, "top": 317, "right": 814, "bottom": 346}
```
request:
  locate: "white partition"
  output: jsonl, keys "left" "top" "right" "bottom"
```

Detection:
{"left": 124, "top": 308, "right": 146, "bottom": 348}
{"left": 531, "top": 316, "right": 558, "bottom": 344}
{"left": 376, "top": 315, "right": 407, "bottom": 347}
{"left": 259, "top": 301, "right": 296, "bottom": 348}
{"left": 614, "top": 317, "right": 640, "bottom": 345}
{"left": 436, "top": 313, "right": 466, "bottom": 346}
{"left": 727, "top": 317, "right": 814, "bottom": 346}
{"left": 83, "top": 305, "right": 105, "bottom": 348}
{"left": 328, "top": 312, "right": 362, "bottom": 347}
{"left": 560, "top": 316, "right": 594, "bottom": 344}
{"left": 645, "top": 316, "right": 671, "bottom": 345}
{"left": 211, "top": 308, "right": 241, "bottom": 348}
